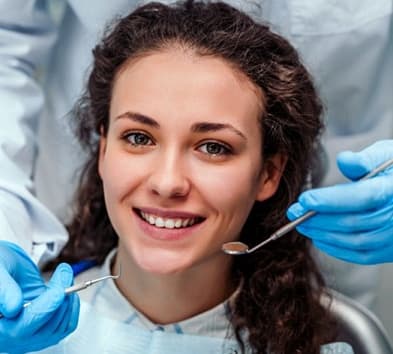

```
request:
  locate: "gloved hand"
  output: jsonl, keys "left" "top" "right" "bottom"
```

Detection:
{"left": 287, "top": 140, "right": 393, "bottom": 265}
{"left": 0, "top": 241, "right": 80, "bottom": 353}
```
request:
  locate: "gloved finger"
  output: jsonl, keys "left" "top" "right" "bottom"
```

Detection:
{"left": 337, "top": 140, "right": 393, "bottom": 181}
{"left": 32, "top": 297, "right": 76, "bottom": 351}
{"left": 296, "top": 176, "right": 393, "bottom": 212}
{"left": 26, "top": 288, "right": 80, "bottom": 349}
{"left": 1, "top": 263, "right": 73, "bottom": 336}
{"left": 68, "top": 293, "right": 80, "bottom": 332}
{"left": 6, "top": 297, "right": 79, "bottom": 354}
{"left": 6, "top": 298, "right": 76, "bottom": 354}
{"left": 0, "top": 284, "right": 63, "bottom": 337}
{"left": 55, "top": 293, "right": 80, "bottom": 335}
{"left": 42, "top": 263, "right": 76, "bottom": 336}
{"left": 313, "top": 240, "right": 393, "bottom": 265}
{"left": 29, "top": 263, "right": 73, "bottom": 317}
{"left": 36, "top": 291, "right": 72, "bottom": 336}
{"left": 37, "top": 290, "right": 78, "bottom": 335}
{"left": 288, "top": 202, "right": 393, "bottom": 233}
{"left": 287, "top": 202, "right": 310, "bottom": 219}
{"left": 53, "top": 294, "right": 74, "bottom": 334}
{"left": 296, "top": 223, "right": 393, "bottom": 251}
{"left": 0, "top": 265, "right": 23, "bottom": 318}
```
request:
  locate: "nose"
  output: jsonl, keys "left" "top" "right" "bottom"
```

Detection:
{"left": 147, "top": 149, "right": 191, "bottom": 199}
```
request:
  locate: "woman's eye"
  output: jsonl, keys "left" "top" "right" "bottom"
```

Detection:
{"left": 125, "top": 132, "right": 153, "bottom": 146}
{"left": 199, "top": 142, "right": 231, "bottom": 156}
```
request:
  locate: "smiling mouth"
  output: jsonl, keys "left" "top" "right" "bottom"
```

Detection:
{"left": 135, "top": 209, "right": 204, "bottom": 229}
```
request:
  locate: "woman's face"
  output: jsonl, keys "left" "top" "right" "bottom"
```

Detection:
{"left": 99, "top": 48, "right": 284, "bottom": 275}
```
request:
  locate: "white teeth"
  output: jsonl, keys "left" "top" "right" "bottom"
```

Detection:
{"left": 165, "top": 219, "right": 175, "bottom": 229}
{"left": 140, "top": 212, "right": 198, "bottom": 229}
{"left": 155, "top": 217, "right": 165, "bottom": 228}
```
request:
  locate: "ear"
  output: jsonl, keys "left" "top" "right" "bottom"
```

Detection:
{"left": 255, "top": 153, "right": 287, "bottom": 202}
{"left": 98, "top": 128, "right": 107, "bottom": 179}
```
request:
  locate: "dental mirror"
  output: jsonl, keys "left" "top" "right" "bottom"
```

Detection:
{"left": 222, "top": 157, "right": 393, "bottom": 256}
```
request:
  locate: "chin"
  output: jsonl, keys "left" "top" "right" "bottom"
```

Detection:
{"left": 132, "top": 249, "right": 194, "bottom": 275}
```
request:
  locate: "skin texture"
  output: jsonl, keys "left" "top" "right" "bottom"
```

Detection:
{"left": 98, "top": 48, "right": 285, "bottom": 323}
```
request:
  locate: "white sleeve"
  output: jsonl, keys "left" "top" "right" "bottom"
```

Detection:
{"left": 288, "top": 0, "right": 393, "bottom": 186}
{"left": 0, "top": 0, "right": 68, "bottom": 266}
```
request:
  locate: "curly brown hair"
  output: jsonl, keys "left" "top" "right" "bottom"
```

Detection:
{"left": 51, "top": 1, "right": 336, "bottom": 352}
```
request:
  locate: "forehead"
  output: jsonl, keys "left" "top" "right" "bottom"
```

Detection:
{"left": 110, "top": 48, "right": 264, "bottom": 132}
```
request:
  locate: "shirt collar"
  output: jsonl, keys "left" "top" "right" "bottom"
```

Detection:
{"left": 89, "top": 249, "right": 235, "bottom": 338}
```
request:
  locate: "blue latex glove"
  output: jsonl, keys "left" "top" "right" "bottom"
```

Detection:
{"left": 287, "top": 140, "right": 393, "bottom": 265}
{"left": 0, "top": 241, "right": 80, "bottom": 353}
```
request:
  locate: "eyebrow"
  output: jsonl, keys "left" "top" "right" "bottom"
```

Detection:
{"left": 115, "top": 111, "right": 246, "bottom": 140}
{"left": 191, "top": 122, "right": 246, "bottom": 140}
{"left": 115, "top": 111, "right": 160, "bottom": 128}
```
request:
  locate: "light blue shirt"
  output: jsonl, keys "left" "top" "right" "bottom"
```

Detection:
{"left": 30, "top": 302, "right": 353, "bottom": 353}
{"left": 29, "top": 249, "right": 353, "bottom": 354}
{"left": 0, "top": 0, "right": 392, "bottom": 307}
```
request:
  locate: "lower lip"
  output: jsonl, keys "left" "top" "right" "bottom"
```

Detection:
{"left": 134, "top": 211, "right": 203, "bottom": 242}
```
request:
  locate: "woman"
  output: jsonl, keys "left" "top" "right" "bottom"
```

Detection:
{"left": 45, "top": 1, "right": 352, "bottom": 353}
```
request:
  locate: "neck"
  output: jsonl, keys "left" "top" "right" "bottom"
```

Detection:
{"left": 113, "top": 248, "right": 235, "bottom": 325}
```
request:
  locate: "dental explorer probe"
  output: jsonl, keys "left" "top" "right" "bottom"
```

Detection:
{"left": 0, "top": 264, "right": 121, "bottom": 319}
{"left": 222, "top": 157, "right": 393, "bottom": 256}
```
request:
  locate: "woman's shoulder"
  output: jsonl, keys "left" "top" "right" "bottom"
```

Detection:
{"left": 320, "top": 342, "right": 354, "bottom": 354}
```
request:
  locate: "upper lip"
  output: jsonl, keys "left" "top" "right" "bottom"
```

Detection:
{"left": 135, "top": 207, "right": 204, "bottom": 219}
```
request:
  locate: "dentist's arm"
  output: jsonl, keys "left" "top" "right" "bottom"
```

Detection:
{"left": 0, "top": 2, "right": 76, "bottom": 349}
{"left": 287, "top": 140, "right": 393, "bottom": 265}
{"left": 0, "top": 0, "right": 69, "bottom": 264}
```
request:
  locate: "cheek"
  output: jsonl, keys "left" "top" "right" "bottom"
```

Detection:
{"left": 193, "top": 160, "right": 261, "bottom": 216}
{"left": 102, "top": 167, "right": 125, "bottom": 201}
{"left": 100, "top": 152, "right": 141, "bottom": 238}
{"left": 100, "top": 151, "right": 139, "bottom": 203}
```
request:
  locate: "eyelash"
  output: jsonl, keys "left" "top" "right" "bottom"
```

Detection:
{"left": 197, "top": 141, "right": 232, "bottom": 157}
{"left": 121, "top": 132, "right": 233, "bottom": 157}
{"left": 123, "top": 131, "right": 154, "bottom": 146}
